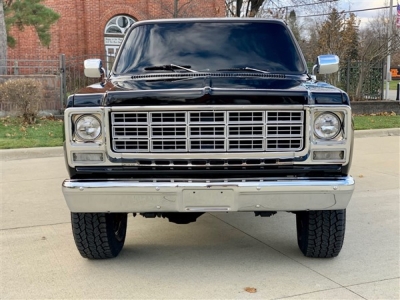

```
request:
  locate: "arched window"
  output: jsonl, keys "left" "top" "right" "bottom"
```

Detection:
{"left": 104, "top": 15, "right": 135, "bottom": 35}
{"left": 104, "top": 15, "right": 135, "bottom": 70}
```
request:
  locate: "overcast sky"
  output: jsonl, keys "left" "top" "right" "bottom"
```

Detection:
{"left": 338, "top": 0, "right": 396, "bottom": 26}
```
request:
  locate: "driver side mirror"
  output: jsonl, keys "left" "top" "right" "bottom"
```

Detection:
{"left": 84, "top": 59, "right": 103, "bottom": 78}
{"left": 313, "top": 55, "right": 339, "bottom": 75}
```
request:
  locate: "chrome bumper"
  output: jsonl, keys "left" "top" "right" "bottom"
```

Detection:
{"left": 62, "top": 177, "right": 355, "bottom": 213}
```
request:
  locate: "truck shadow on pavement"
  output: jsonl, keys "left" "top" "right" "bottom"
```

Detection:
{"left": 105, "top": 212, "right": 306, "bottom": 264}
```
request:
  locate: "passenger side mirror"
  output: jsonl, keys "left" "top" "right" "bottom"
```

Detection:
{"left": 313, "top": 55, "right": 339, "bottom": 75}
{"left": 84, "top": 59, "right": 103, "bottom": 78}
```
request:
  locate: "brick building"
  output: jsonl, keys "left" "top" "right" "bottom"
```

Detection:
{"left": 7, "top": 0, "right": 225, "bottom": 60}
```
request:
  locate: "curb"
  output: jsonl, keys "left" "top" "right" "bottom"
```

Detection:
{"left": 0, "top": 146, "right": 63, "bottom": 161}
{"left": 353, "top": 128, "right": 400, "bottom": 138}
{"left": 1, "top": 129, "right": 399, "bottom": 161}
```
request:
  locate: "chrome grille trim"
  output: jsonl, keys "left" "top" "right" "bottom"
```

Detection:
{"left": 190, "top": 139, "right": 226, "bottom": 152}
{"left": 111, "top": 110, "right": 304, "bottom": 153}
{"left": 228, "top": 111, "right": 264, "bottom": 123}
{"left": 189, "top": 126, "right": 225, "bottom": 138}
{"left": 114, "top": 140, "right": 149, "bottom": 152}
{"left": 228, "top": 125, "right": 264, "bottom": 137}
{"left": 102, "top": 178, "right": 285, "bottom": 183}
{"left": 123, "top": 159, "right": 291, "bottom": 167}
{"left": 151, "top": 139, "right": 187, "bottom": 152}
{"left": 150, "top": 111, "right": 186, "bottom": 124}
{"left": 189, "top": 111, "right": 226, "bottom": 124}
{"left": 112, "top": 112, "right": 148, "bottom": 125}
{"left": 228, "top": 139, "right": 264, "bottom": 151}
{"left": 151, "top": 126, "right": 186, "bottom": 138}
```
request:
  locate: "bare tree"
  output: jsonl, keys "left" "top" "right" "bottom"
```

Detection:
{"left": 161, "top": 0, "right": 205, "bottom": 18}
{"left": 247, "top": 0, "right": 339, "bottom": 19}
{"left": 0, "top": 0, "right": 6, "bottom": 74}
{"left": 355, "top": 13, "right": 400, "bottom": 99}
{"left": 225, "top": 0, "right": 267, "bottom": 17}
{"left": 392, "top": 51, "right": 400, "bottom": 67}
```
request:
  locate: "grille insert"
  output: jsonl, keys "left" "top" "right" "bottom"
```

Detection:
{"left": 111, "top": 110, "right": 304, "bottom": 152}
{"left": 116, "top": 159, "right": 293, "bottom": 171}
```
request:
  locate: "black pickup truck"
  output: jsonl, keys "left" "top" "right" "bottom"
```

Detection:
{"left": 62, "top": 18, "right": 355, "bottom": 259}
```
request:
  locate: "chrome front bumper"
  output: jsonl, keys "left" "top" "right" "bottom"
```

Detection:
{"left": 62, "top": 177, "right": 355, "bottom": 213}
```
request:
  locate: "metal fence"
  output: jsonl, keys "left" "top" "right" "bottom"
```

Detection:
{"left": 339, "top": 60, "right": 384, "bottom": 100}
{"left": 0, "top": 55, "right": 64, "bottom": 111}
{"left": 0, "top": 54, "right": 110, "bottom": 111}
{"left": 0, "top": 56, "right": 61, "bottom": 75}
{"left": 0, "top": 55, "right": 388, "bottom": 113}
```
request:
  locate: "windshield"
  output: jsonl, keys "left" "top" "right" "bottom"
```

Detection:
{"left": 114, "top": 21, "right": 307, "bottom": 74}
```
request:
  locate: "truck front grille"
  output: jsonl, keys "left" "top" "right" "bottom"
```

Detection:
{"left": 111, "top": 110, "right": 304, "bottom": 153}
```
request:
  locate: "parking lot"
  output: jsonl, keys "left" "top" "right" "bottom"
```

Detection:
{"left": 0, "top": 133, "right": 399, "bottom": 299}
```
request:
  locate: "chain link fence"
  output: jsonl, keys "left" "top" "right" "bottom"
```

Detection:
{"left": 339, "top": 61, "right": 384, "bottom": 101}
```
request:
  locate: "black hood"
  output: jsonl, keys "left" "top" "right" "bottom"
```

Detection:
{"left": 105, "top": 75, "right": 309, "bottom": 106}
{"left": 111, "top": 74, "right": 306, "bottom": 90}
{"left": 69, "top": 75, "right": 349, "bottom": 107}
{"left": 105, "top": 75, "right": 347, "bottom": 106}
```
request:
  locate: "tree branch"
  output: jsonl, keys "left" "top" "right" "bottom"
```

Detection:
{"left": 177, "top": 0, "right": 196, "bottom": 14}
{"left": 225, "top": 0, "right": 235, "bottom": 17}
{"left": 245, "top": 0, "right": 250, "bottom": 17}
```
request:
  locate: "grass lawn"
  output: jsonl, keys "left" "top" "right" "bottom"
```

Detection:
{"left": 353, "top": 115, "right": 400, "bottom": 130}
{"left": 0, "top": 115, "right": 399, "bottom": 149}
{"left": 389, "top": 80, "right": 399, "bottom": 90}
{"left": 0, "top": 117, "right": 64, "bottom": 149}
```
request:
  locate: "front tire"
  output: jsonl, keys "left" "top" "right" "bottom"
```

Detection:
{"left": 296, "top": 210, "right": 346, "bottom": 258}
{"left": 71, "top": 212, "right": 127, "bottom": 259}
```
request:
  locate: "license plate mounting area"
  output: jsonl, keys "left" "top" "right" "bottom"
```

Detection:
{"left": 182, "top": 189, "right": 234, "bottom": 212}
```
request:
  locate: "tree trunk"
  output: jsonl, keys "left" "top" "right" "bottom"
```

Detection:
{"left": 248, "top": 0, "right": 264, "bottom": 17}
{"left": 236, "top": 0, "right": 242, "bottom": 17}
{"left": 355, "top": 61, "right": 367, "bottom": 100}
{"left": 173, "top": 0, "right": 178, "bottom": 18}
{"left": 0, "top": 0, "right": 7, "bottom": 75}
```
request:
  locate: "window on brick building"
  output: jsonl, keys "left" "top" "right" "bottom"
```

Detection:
{"left": 104, "top": 15, "right": 135, "bottom": 71}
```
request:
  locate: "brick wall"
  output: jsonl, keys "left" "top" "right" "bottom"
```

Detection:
{"left": 7, "top": 0, "right": 225, "bottom": 60}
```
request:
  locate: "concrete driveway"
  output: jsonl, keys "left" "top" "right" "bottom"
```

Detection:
{"left": 388, "top": 89, "right": 399, "bottom": 100}
{"left": 1, "top": 133, "right": 399, "bottom": 299}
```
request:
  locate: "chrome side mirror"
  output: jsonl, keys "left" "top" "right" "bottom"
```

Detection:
{"left": 84, "top": 59, "right": 102, "bottom": 78}
{"left": 312, "top": 55, "right": 339, "bottom": 75}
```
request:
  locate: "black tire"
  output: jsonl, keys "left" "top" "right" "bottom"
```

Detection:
{"left": 71, "top": 212, "right": 127, "bottom": 259}
{"left": 296, "top": 210, "right": 346, "bottom": 258}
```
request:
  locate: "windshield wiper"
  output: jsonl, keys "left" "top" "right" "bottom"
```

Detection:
{"left": 217, "top": 67, "right": 269, "bottom": 73}
{"left": 144, "top": 64, "right": 198, "bottom": 73}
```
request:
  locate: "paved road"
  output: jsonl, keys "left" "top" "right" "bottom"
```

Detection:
{"left": 388, "top": 89, "right": 398, "bottom": 100}
{"left": 0, "top": 134, "right": 399, "bottom": 299}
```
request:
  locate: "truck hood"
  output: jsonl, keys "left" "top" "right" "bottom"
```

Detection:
{"left": 112, "top": 75, "right": 305, "bottom": 90}
{"left": 70, "top": 75, "right": 349, "bottom": 107}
